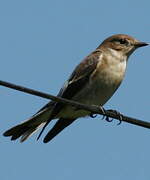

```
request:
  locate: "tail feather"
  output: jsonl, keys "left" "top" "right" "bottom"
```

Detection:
{"left": 4, "top": 124, "right": 29, "bottom": 140}
{"left": 3, "top": 108, "right": 51, "bottom": 142}
{"left": 20, "top": 127, "right": 37, "bottom": 142}
{"left": 43, "top": 118, "right": 76, "bottom": 143}
{"left": 20, "top": 123, "right": 45, "bottom": 142}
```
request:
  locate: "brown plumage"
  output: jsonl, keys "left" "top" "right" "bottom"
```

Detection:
{"left": 3, "top": 34, "right": 148, "bottom": 143}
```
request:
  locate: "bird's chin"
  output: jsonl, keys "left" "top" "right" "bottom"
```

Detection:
{"left": 126, "top": 48, "right": 136, "bottom": 57}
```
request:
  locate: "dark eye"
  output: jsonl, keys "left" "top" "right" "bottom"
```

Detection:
{"left": 111, "top": 38, "right": 128, "bottom": 45}
{"left": 119, "top": 39, "right": 127, "bottom": 44}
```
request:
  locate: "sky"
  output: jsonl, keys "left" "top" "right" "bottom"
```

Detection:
{"left": 0, "top": 0, "right": 150, "bottom": 179}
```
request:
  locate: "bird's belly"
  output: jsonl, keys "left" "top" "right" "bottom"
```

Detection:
{"left": 58, "top": 53, "right": 126, "bottom": 119}
{"left": 58, "top": 78, "right": 121, "bottom": 119}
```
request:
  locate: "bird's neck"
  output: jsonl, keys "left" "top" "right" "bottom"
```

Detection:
{"left": 99, "top": 47, "right": 127, "bottom": 82}
{"left": 106, "top": 48, "right": 128, "bottom": 63}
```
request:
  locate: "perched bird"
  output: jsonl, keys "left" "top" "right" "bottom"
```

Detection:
{"left": 3, "top": 34, "right": 148, "bottom": 143}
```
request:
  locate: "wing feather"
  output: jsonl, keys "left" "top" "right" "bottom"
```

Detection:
{"left": 37, "top": 49, "right": 102, "bottom": 141}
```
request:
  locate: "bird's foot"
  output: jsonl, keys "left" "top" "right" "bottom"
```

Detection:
{"left": 104, "top": 109, "right": 123, "bottom": 125}
{"left": 90, "top": 107, "right": 123, "bottom": 126}
{"left": 90, "top": 106, "right": 105, "bottom": 118}
{"left": 100, "top": 108, "right": 123, "bottom": 125}
{"left": 99, "top": 106, "right": 114, "bottom": 122}
{"left": 90, "top": 113, "right": 97, "bottom": 118}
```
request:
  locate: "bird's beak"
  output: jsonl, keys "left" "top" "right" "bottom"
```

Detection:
{"left": 135, "top": 42, "right": 149, "bottom": 48}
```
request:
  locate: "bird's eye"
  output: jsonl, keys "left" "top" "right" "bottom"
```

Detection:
{"left": 111, "top": 38, "right": 128, "bottom": 45}
{"left": 119, "top": 39, "right": 127, "bottom": 45}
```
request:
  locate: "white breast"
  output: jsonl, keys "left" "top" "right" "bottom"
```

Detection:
{"left": 92, "top": 52, "right": 127, "bottom": 86}
{"left": 58, "top": 52, "right": 127, "bottom": 119}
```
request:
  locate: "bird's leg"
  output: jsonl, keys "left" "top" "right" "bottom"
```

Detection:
{"left": 90, "top": 106, "right": 111, "bottom": 121}
{"left": 98, "top": 106, "right": 114, "bottom": 122}
{"left": 90, "top": 106, "right": 105, "bottom": 118}
{"left": 99, "top": 106, "right": 106, "bottom": 117}
{"left": 105, "top": 109, "right": 123, "bottom": 125}
{"left": 90, "top": 106, "right": 122, "bottom": 125}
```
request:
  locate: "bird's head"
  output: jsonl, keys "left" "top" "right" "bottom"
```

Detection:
{"left": 99, "top": 34, "right": 148, "bottom": 58}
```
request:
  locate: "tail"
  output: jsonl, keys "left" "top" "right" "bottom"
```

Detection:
{"left": 3, "top": 108, "right": 52, "bottom": 142}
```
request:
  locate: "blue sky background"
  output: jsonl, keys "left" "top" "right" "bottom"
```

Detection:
{"left": 0, "top": 0, "right": 150, "bottom": 179}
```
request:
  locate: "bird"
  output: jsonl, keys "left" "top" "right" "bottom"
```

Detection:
{"left": 3, "top": 34, "right": 148, "bottom": 143}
